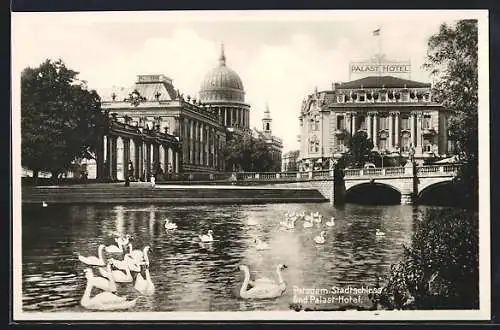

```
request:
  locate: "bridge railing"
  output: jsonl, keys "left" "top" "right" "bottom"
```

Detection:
{"left": 163, "top": 164, "right": 459, "bottom": 183}
{"left": 417, "top": 165, "right": 461, "bottom": 175}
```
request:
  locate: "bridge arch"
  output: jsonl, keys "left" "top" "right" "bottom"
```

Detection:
{"left": 345, "top": 182, "right": 401, "bottom": 205}
{"left": 417, "top": 180, "right": 464, "bottom": 206}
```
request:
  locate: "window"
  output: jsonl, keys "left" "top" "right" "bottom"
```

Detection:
{"left": 379, "top": 138, "right": 387, "bottom": 151}
{"left": 337, "top": 115, "right": 345, "bottom": 130}
{"left": 401, "top": 134, "right": 410, "bottom": 152}
{"left": 423, "top": 115, "right": 432, "bottom": 129}
{"left": 359, "top": 94, "right": 365, "bottom": 102}
{"left": 380, "top": 93, "right": 387, "bottom": 102}
{"left": 379, "top": 116, "right": 388, "bottom": 130}
{"left": 402, "top": 92, "right": 409, "bottom": 102}
{"left": 337, "top": 95, "right": 344, "bottom": 103}
{"left": 401, "top": 117, "right": 410, "bottom": 130}
{"left": 266, "top": 123, "right": 270, "bottom": 131}
{"left": 309, "top": 136, "right": 320, "bottom": 153}
{"left": 337, "top": 138, "right": 345, "bottom": 151}
{"left": 423, "top": 138, "right": 432, "bottom": 152}
{"left": 358, "top": 116, "right": 366, "bottom": 130}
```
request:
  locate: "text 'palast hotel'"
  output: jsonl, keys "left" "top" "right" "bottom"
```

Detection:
{"left": 298, "top": 51, "right": 452, "bottom": 171}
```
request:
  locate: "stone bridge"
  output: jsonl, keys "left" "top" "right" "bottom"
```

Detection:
{"left": 235, "top": 164, "right": 460, "bottom": 204}
{"left": 159, "top": 164, "right": 460, "bottom": 205}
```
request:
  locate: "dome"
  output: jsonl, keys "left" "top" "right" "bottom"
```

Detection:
{"left": 199, "top": 44, "right": 245, "bottom": 103}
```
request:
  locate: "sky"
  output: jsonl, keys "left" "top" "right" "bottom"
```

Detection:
{"left": 12, "top": 10, "right": 483, "bottom": 152}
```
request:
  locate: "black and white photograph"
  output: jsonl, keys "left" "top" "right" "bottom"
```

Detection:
{"left": 11, "top": 10, "right": 490, "bottom": 321}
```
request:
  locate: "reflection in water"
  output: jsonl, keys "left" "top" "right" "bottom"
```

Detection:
{"left": 22, "top": 203, "right": 429, "bottom": 312}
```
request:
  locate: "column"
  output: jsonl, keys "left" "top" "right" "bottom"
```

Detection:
{"left": 394, "top": 112, "right": 400, "bottom": 148}
{"left": 106, "top": 135, "right": 112, "bottom": 180}
{"left": 175, "top": 151, "right": 179, "bottom": 173}
{"left": 388, "top": 113, "right": 394, "bottom": 149}
{"left": 367, "top": 114, "right": 372, "bottom": 140}
{"left": 416, "top": 112, "right": 422, "bottom": 154}
{"left": 184, "top": 118, "right": 189, "bottom": 163}
{"left": 351, "top": 112, "right": 357, "bottom": 134}
{"left": 200, "top": 122, "right": 204, "bottom": 166}
{"left": 372, "top": 112, "right": 378, "bottom": 149}
{"left": 123, "top": 138, "right": 130, "bottom": 181}
{"left": 96, "top": 133, "right": 105, "bottom": 180}
{"left": 136, "top": 139, "right": 142, "bottom": 180}
{"left": 410, "top": 113, "right": 416, "bottom": 147}
{"left": 190, "top": 120, "right": 194, "bottom": 164}
{"left": 197, "top": 121, "right": 201, "bottom": 165}
{"left": 145, "top": 142, "right": 150, "bottom": 179}
{"left": 164, "top": 145, "right": 169, "bottom": 175}
{"left": 345, "top": 112, "right": 351, "bottom": 134}
{"left": 153, "top": 143, "right": 159, "bottom": 174}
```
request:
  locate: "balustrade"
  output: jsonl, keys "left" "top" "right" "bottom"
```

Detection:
{"left": 157, "top": 164, "right": 458, "bottom": 183}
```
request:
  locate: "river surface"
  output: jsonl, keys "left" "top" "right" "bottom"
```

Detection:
{"left": 21, "top": 202, "right": 432, "bottom": 312}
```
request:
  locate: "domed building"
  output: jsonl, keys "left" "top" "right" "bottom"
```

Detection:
{"left": 199, "top": 44, "right": 251, "bottom": 129}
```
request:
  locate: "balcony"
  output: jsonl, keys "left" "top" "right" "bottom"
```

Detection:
{"left": 334, "top": 128, "right": 346, "bottom": 136}
{"left": 422, "top": 127, "right": 437, "bottom": 136}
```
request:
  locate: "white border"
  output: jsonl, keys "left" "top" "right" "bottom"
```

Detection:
{"left": 11, "top": 9, "right": 490, "bottom": 321}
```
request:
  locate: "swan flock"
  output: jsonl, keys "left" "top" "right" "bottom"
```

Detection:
{"left": 72, "top": 209, "right": 387, "bottom": 308}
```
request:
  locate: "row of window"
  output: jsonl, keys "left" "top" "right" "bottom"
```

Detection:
{"left": 310, "top": 136, "right": 438, "bottom": 154}
{"left": 336, "top": 91, "right": 431, "bottom": 103}
{"left": 334, "top": 115, "right": 433, "bottom": 131}
{"left": 303, "top": 114, "right": 435, "bottom": 132}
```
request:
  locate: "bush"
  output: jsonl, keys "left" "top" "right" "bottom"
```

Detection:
{"left": 372, "top": 208, "right": 479, "bottom": 309}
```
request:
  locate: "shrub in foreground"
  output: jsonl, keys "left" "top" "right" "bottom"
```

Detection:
{"left": 372, "top": 208, "right": 479, "bottom": 309}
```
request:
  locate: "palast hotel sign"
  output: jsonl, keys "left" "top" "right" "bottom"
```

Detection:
{"left": 349, "top": 59, "right": 412, "bottom": 80}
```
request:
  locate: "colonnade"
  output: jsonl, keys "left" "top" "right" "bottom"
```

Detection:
{"left": 96, "top": 132, "right": 180, "bottom": 181}
{"left": 213, "top": 106, "right": 249, "bottom": 128}
{"left": 344, "top": 111, "right": 427, "bottom": 153}
{"left": 182, "top": 117, "right": 224, "bottom": 170}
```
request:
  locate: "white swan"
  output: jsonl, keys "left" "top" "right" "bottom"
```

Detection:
{"left": 106, "top": 254, "right": 141, "bottom": 272}
{"left": 199, "top": 230, "right": 214, "bottom": 242}
{"left": 107, "top": 260, "right": 133, "bottom": 283}
{"left": 128, "top": 243, "right": 144, "bottom": 263}
{"left": 303, "top": 220, "right": 313, "bottom": 228}
{"left": 134, "top": 264, "right": 155, "bottom": 296}
{"left": 164, "top": 219, "right": 178, "bottom": 230}
{"left": 314, "top": 231, "right": 326, "bottom": 244}
{"left": 254, "top": 238, "right": 270, "bottom": 251}
{"left": 115, "top": 234, "right": 131, "bottom": 247}
{"left": 80, "top": 269, "right": 137, "bottom": 310}
{"left": 105, "top": 237, "right": 127, "bottom": 254}
{"left": 314, "top": 214, "right": 322, "bottom": 224}
{"left": 42, "top": 201, "right": 48, "bottom": 208}
{"left": 376, "top": 229, "right": 386, "bottom": 237}
{"left": 89, "top": 262, "right": 117, "bottom": 292}
{"left": 239, "top": 264, "right": 288, "bottom": 299}
{"left": 326, "top": 217, "right": 335, "bottom": 227}
{"left": 142, "top": 246, "right": 152, "bottom": 267}
{"left": 78, "top": 244, "right": 106, "bottom": 266}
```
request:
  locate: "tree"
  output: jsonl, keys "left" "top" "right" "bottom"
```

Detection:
{"left": 21, "top": 59, "right": 102, "bottom": 179}
{"left": 344, "top": 131, "right": 373, "bottom": 168}
{"left": 222, "top": 131, "right": 275, "bottom": 172}
{"left": 423, "top": 19, "right": 478, "bottom": 210}
{"left": 285, "top": 150, "right": 300, "bottom": 172}
{"left": 372, "top": 208, "right": 478, "bottom": 309}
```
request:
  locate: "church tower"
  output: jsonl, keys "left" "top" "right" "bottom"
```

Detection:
{"left": 262, "top": 102, "right": 273, "bottom": 139}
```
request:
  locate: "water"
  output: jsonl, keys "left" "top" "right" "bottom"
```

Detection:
{"left": 21, "top": 202, "right": 429, "bottom": 312}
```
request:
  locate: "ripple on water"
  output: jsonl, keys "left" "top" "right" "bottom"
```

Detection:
{"left": 21, "top": 203, "right": 425, "bottom": 312}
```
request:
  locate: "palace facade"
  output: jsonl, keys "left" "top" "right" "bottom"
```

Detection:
{"left": 101, "top": 45, "right": 282, "bottom": 176}
{"left": 298, "top": 71, "right": 451, "bottom": 170}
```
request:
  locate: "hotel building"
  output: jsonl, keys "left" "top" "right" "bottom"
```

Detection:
{"left": 298, "top": 56, "right": 451, "bottom": 171}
